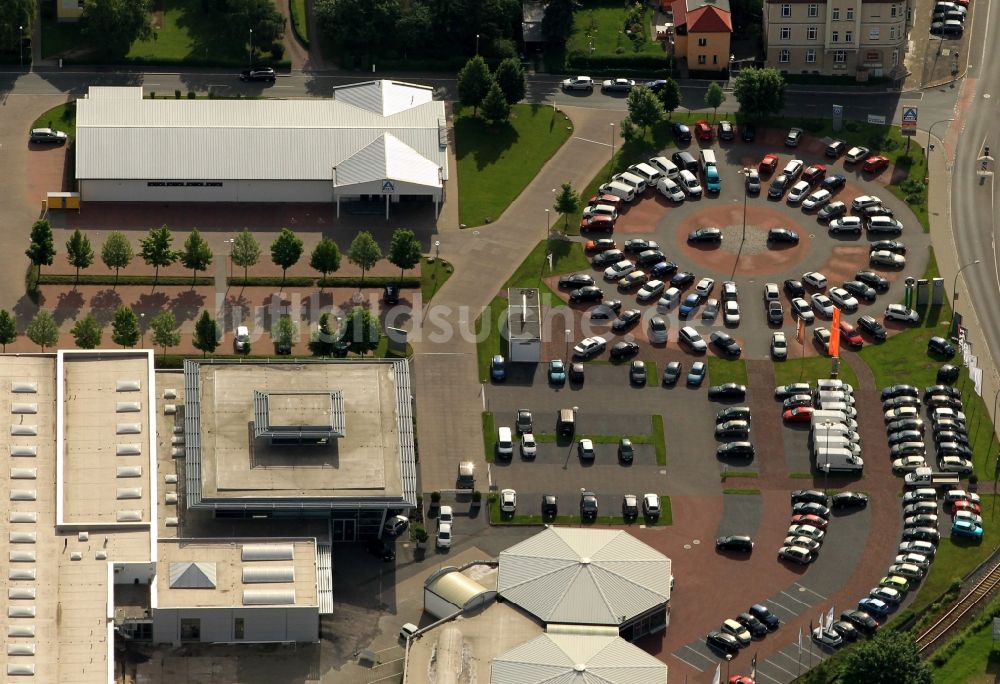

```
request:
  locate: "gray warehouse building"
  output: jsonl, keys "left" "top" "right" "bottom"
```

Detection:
{"left": 74, "top": 80, "right": 448, "bottom": 215}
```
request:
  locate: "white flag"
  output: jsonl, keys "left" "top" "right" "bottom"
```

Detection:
{"left": 826, "top": 606, "right": 835, "bottom": 630}
{"left": 712, "top": 664, "right": 721, "bottom": 684}
{"left": 797, "top": 627, "right": 802, "bottom": 650}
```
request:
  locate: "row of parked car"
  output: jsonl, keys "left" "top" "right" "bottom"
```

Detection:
{"left": 883, "top": 383, "right": 977, "bottom": 481}
{"left": 930, "top": 0, "right": 967, "bottom": 35}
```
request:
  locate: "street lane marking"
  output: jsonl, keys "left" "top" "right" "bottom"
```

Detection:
{"left": 766, "top": 598, "right": 799, "bottom": 615}
{"left": 776, "top": 649, "right": 803, "bottom": 667}
{"left": 573, "top": 136, "right": 612, "bottom": 147}
{"left": 755, "top": 669, "right": 785, "bottom": 684}
{"left": 763, "top": 658, "right": 796, "bottom": 676}
{"left": 795, "top": 583, "right": 827, "bottom": 600}
{"left": 682, "top": 644, "right": 719, "bottom": 665}
{"left": 780, "top": 590, "right": 813, "bottom": 607}
{"left": 671, "top": 650, "right": 705, "bottom": 671}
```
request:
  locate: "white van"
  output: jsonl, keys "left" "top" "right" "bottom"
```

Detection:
{"left": 679, "top": 170, "right": 703, "bottom": 197}
{"left": 497, "top": 427, "right": 514, "bottom": 458}
{"left": 699, "top": 149, "right": 717, "bottom": 172}
{"left": 818, "top": 423, "right": 860, "bottom": 442}
{"left": 813, "top": 437, "right": 861, "bottom": 456}
{"left": 629, "top": 162, "right": 663, "bottom": 184}
{"left": 816, "top": 448, "right": 864, "bottom": 472}
{"left": 656, "top": 177, "right": 685, "bottom": 202}
{"left": 817, "top": 379, "right": 853, "bottom": 393}
{"left": 599, "top": 180, "right": 636, "bottom": 203}
{"left": 819, "top": 401, "right": 857, "bottom": 417}
{"left": 649, "top": 156, "right": 680, "bottom": 179}
{"left": 816, "top": 390, "right": 855, "bottom": 406}
{"left": 614, "top": 171, "right": 647, "bottom": 194}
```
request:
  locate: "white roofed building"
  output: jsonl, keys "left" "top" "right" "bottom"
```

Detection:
{"left": 74, "top": 80, "right": 449, "bottom": 216}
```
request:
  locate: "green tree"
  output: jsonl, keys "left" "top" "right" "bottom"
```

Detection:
{"left": 0, "top": 1, "right": 35, "bottom": 53}
{"left": 480, "top": 81, "right": 511, "bottom": 124}
{"left": 139, "top": 225, "right": 178, "bottom": 286}
{"left": 65, "top": 229, "right": 94, "bottom": 284}
{"left": 25, "top": 219, "right": 55, "bottom": 280}
{"left": 553, "top": 183, "right": 580, "bottom": 230}
{"left": 0, "top": 310, "right": 16, "bottom": 351}
{"left": 80, "top": 0, "right": 153, "bottom": 57}
{"left": 396, "top": 3, "right": 432, "bottom": 58}
{"left": 308, "top": 312, "right": 337, "bottom": 356}
{"left": 494, "top": 58, "right": 526, "bottom": 105}
{"left": 111, "top": 306, "right": 140, "bottom": 348}
{"left": 658, "top": 78, "right": 682, "bottom": 119}
{"left": 704, "top": 81, "right": 726, "bottom": 121}
{"left": 193, "top": 310, "right": 221, "bottom": 357}
{"left": 149, "top": 310, "right": 181, "bottom": 358}
{"left": 70, "top": 314, "right": 102, "bottom": 349}
{"left": 340, "top": 306, "right": 382, "bottom": 356}
{"left": 231, "top": 228, "right": 261, "bottom": 282}
{"left": 840, "top": 631, "right": 930, "bottom": 684}
{"left": 101, "top": 231, "right": 133, "bottom": 287}
{"left": 309, "top": 238, "right": 342, "bottom": 283}
{"left": 25, "top": 310, "right": 58, "bottom": 351}
{"left": 270, "top": 228, "right": 304, "bottom": 285}
{"left": 457, "top": 55, "right": 492, "bottom": 115}
{"left": 272, "top": 315, "right": 298, "bottom": 354}
{"left": 347, "top": 231, "right": 382, "bottom": 285}
{"left": 541, "top": 0, "right": 575, "bottom": 42}
{"left": 626, "top": 86, "right": 664, "bottom": 135}
{"left": 388, "top": 228, "right": 422, "bottom": 281}
{"left": 179, "top": 229, "right": 213, "bottom": 285}
{"left": 618, "top": 117, "right": 638, "bottom": 143}
{"left": 219, "top": 0, "right": 285, "bottom": 53}
{"left": 732, "top": 67, "right": 786, "bottom": 119}
{"left": 314, "top": 0, "right": 399, "bottom": 62}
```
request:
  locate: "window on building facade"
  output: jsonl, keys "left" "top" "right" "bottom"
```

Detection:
{"left": 890, "top": 26, "right": 897, "bottom": 39}
{"left": 806, "top": 49, "right": 816, "bottom": 62}
{"left": 892, "top": 49, "right": 899, "bottom": 65}
{"left": 808, "top": 3, "right": 818, "bottom": 16}
{"left": 808, "top": 26, "right": 818, "bottom": 39}
{"left": 846, "top": 7, "right": 854, "bottom": 19}
{"left": 713, "top": 54, "right": 718, "bottom": 64}
{"left": 891, "top": 5, "right": 898, "bottom": 16}
{"left": 845, "top": 30, "right": 853, "bottom": 42}
{"left": 781, "top": 3, "right": 791, "bottom": 16}
{"left": 698, "top": 37, "right": 707, "bottom": 46}
{"left": 779, "top": 49, "right": 790, "bottom": 63}
{"left": 832, "top": 31, "right": 839, "bottom": 42}
{"left": 832, "top": 7, "right": 840, "bottom": 19}
{"left": 834, "top": 50, "right": 846, "bottom": 63}
{"left": 780, "top": 27, "right": 790, "bottom": 40}
{"left": 698, "top": 54, "right": 706, "bottom": 64}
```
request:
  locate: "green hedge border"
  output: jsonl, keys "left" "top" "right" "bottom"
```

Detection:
{"left": 39, "top": 274, "right": 213, "bottom": 287}
{"left": 289, "top": 0, "right": 309, "bottom": 48}
{"left": 37, "top": 274, "right": 421, "bottom": 288}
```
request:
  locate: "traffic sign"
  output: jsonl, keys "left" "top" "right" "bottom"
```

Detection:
{"left": 382, "top": 180, "right": 395, "bottom": 193}
{"left": 901, "top": 106, "right": 918, "bottom": 136}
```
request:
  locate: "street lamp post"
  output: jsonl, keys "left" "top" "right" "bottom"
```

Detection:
{"left": 476, "top": 34, "right": 480, "bottom": 56}
{"left": 949, "top": 258, "right": 981, "bottom": 340}
{"left": 545, "top": 209, "right": 551, "bottom": 241}
{"left": 140, "top": 312, "right": 146, "bottom": 348}
{"left": 249, "top": 28, "right": 253, "bottom": 67}
{"left": 926, "top": 118, "right": 955, "bottom": 174}
{"left": 989, "top": 385, "right": 1000, "bottom": 464}
{"left": 435, "top": 240, "right": 440, "bottom": 260}
{"left": 565, "top": 329, "right": 571, "bottom": 360}
{"left": 19, "top": 26, "right": 23, "bottom": 68}
{"left": 224, "top": 238, "right": 235, "bottom": 280}
{"left": 609, "top": 123, "right": 615, "bottom": 178}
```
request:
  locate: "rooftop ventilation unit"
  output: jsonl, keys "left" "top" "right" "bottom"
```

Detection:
{"left": 116, "top": 380, "right": 141, "bottom": 392}
{"left": 10, "top": 446, "right": 36, "bottom": 457}
{"left": 241, "top": 544, "right": 294, "bottom": 561}
{"left": 9, "top": 512, "right": 37, "bottom": 523}
{"left": 11, "top": 404, "right": 37, "bottom": 414}
{"left": 10, "top": 425, "right": 37, "bottom": 436}
{"left": 11, "top": 382, "right": 37, "bottom": 393}
{"left": 117, "top": 423, "right": 141, "bottom": 435}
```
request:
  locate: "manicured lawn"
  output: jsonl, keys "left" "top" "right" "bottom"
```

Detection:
{"left": 455, "top": 104, "right": 574, "bottom": 227}
{"left": 567, "top": 0, "right": 662, "bottom": 57}
{"left": 773, "top": 355, "right": 859, "bottom": 389}
{"left": 723, "top": 488, "right": 761, "bottom": 495}
{"left": 420, "top": 257, "right": 453, "bottom": 302}
{"left": 651, "top": 414, "right": 666, "bottom": 465}
{"left": 32, "top": 102, "right": 77, "bottom": 142}
{"left": 482, "top": 411, "right": 495, "bottom": 463}
{"left": 706, "top": 357, "right": 748, "bottom": 386}
{"left": 290, "top": 0, "right": 309, "bottom": 45}
{"left": 931, "top": 596, "right": 1000, "bottom": 683}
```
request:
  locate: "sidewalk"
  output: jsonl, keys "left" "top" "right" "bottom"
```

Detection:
{"left": 411, "top": 106, "right": 622, "bottom": 493}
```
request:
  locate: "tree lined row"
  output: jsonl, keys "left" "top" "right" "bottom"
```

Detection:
{"left": 457, "top": 55, "right": 527, "bottom": 123}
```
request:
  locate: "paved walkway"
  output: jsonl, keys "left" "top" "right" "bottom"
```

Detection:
{"left": 412, "top": 105, "right": 621, "bottom": 493}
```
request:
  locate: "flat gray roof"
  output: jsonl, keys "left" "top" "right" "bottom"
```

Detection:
{"left": 185, "top": 359, "right": 416, "bottom": 510}
{"left": 506, "top": 288, "right": 541, "bottom": 341}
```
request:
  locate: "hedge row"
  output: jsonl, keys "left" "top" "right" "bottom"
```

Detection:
{"left": 288, "top": 0, "right": 310, "bottom": 49}
{"left": 57, "top": 56, "right": 293, "bottom": 70}
{"left": 39, "top": 274, "right": 214, "bottom": 287}
{"left": 566, "top": 52, "right": 672, "bottom": 73}
{"left": 36, "top": 274, "right": 421, "bottom": 289}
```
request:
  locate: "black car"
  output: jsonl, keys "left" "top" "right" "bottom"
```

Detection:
{"left": 784, "top": 279, "right": 806, "bottom": 298}
{"left": 861, "top": 204, "right": 895, "bottom": 219}
{"left": 708, "top": 383, "right": 747, "bottom": 400}
{"left": 672, "top": 123, "right": 692, "bottom": 143}
{"left": 832, "top": 620, "right": 860, "bottom": 642}
{"left": 741, "top": 124, "right": 756, "bottom": 142}
{"left": 818, "top": 201, "right": 848, "bottom": 221}
{"left": 629, "top": 360, "right": 647, "bottom": 385}
{"left": 902, "top": 526, "right": 940, "bottom": 542}
{"left": 826, "top": 140, "right": 847, "bottom": 158}
{"left": 569, "top": 363, "right": 585, "bottom": 384}
{"left": 768, "top": 228, "right": 799, "bottom": 244}
{"left": 624, "top": 238, "right": 657, "bottom": 253}
{"left": 718, "top": 120, "right": 735, "bottom": 140}
{"left": 590, "top": 300, "right": 623, "bottom": 320}
{"left": 792, "top": 489, "right": 830, "bottom": 505}
{"left": 559, "top": 273, "right": 595, "bottom": 289}
{"left": 637, "top": 249, "right": 666, "bottom": 266}
{"left": 882, "top": 384, "right": 919, "bottom": 400}
{"left": 928, "top": 336, "right": 956, "bottom": 357}
{"left": 749, "top": 603, "right": 781, "bottom": 631}
{"left": 29, "top": 127, "right": 68, "bottom": 144}
{"left": 924, "top": 385, "right": 962, "bottom": 399}
{"left": 688, "top": 228, "right": 723, "bottom": 243}
{"left": 671, "top": 271, "right": 695, "bottom": 288}
{"left": 710, "top": 331, "right": 742, "bottom": 357}
{"left": 383, "top": 284, "right": 400, "bottom": 305}
{"left": 822, "top": 174, "right": 847, "bottom": 191}
{"left": 662, "top": 361, "right": 682, "bottom": 386}
{"left": 592, "top": 251, "right": 625, "bottom": 267}
{"left": 650, "top": 260, "right": 679, "bottom": 278}
{"left": 580, "top": 491, "right": 599, "bottom": 520}
{"left": 767, "top": 301, "right": 784, "bottom": 325}
{"left": 611, "top": 309, "right": 642, "bottom": 332}
{"left": 672, "top": 150, "right": 698, "bottom": 172}
{"left": 938, "top": 364, "right": 961, "bottom": 383}
{"left": 843, "top": 280, "right": 877, "bottom": 303}
{"left": 610, "top": 341, "right": 640, "bottom": 360}
{"left": 840, "top": 610, "right": 879, "bottom": 636}
{"left": 737, "top": 613, "right": 769, "bottom": 638}
{"left": 541, "top": 494, "right": 558, "bottom": 517}
{"left": 570, "top": 286, "right": 605, "bottom": 303}
{"left": 793, "top": 502, "right": 831, "bottom": 518}
{"left": 858, "top": 316, "right": 888, "bottom": 340}
{"left": 240, "top": 67, "right": 277, "bottom": 82}
{"left": 618, "top": 439, "right": 635, "bottom": 464}
{"left": 856, "top": 271, "right": 890, "bottom": 292}
{"left": 717, "top": 441, "right": 755, "bottom": 459}
{"left": 831, "top": 491, "right": 869, "bottom": 509}
{"left": 706, "top": 631, "right": 741, "bottom": 656}
{"left": 716, "top": 535, "right": 754, "bottom": 552}
{"left": 768, "top": 174, "right": 791, "bottom": 199}
{"left": 785, "top": 127, "right": 803, "bottom": 147}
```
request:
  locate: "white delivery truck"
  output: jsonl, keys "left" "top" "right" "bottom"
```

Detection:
{"left": 904, "top": 467, "right": 961, "bottom": 487}
{"left": 816, "top": 448, "right": 864, "bottom": 472}
{"left": 815, "top": 422, "right": 860, "bottom": 442}
{"left": 812, "top": 437, "right": 862, "bottom": 456}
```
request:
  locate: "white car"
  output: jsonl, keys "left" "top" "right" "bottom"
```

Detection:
{"left": 583, "top": 203, "right": 617, "bottom": 219}
{"left": 893, "top": 455, "right": 928, "bottom": 473}
{"left": 939, "top": 456, "right": 974, "bottom": 475}
{"left": 573, "top": 336, "right": 607, "bottom": 358}
{"left": 695, "top": 277, "right": 716, "bottom": 298}
{"left": 724, "top": 300, "right": 741, "bottom": 325}
{"left": 787, "top": 180, "right": 811, "bottom": 204}
{"left": 871, "top": 250, "right": 906, "bottom": 268}
{"left": 763, "top": 282, "right": 780, "bottom": 301}
{"left": 604, "top": 260, "right": 636, "bottom": 281}
{"left": 788, "top": 524, "right": 825, "bottom": 543}
{"left": 648, "top": 316, "right": 668, "bottom": 343}
{"left": 637, "top": 279, "right": 666, "bottom": 303}
{"left": 521, "top": 433, "right": 537, "bottom": 458}
{"left": 561, "top": 76, "right": 594, "bottom": 91}
{"left": 500, "top": 488, "right": 517, "bottom": 513}
{"left": 802, "top": 189, "right": 832, "bottom": 210}
{"left": 791, "top": 298, "right": 815, "bottom": 323}
{"left": 829, "top": 287, "right": 859, "bottom": 312}
{"left": 811, "top": 293, "right": 835, "bottom": 318}
{"left": 601, "top": 78, "right": 635, "bottom": 92}
{"left": 772, "top": 331, "right": 788, "bottom": 359}
{"left": 643, "top": 493, "right": 661, "bottom": 516}
{"left": 954, "top": 509, "right": 983, "bottom": 525}
{"left": 852, "top": 195, "right": 883, "bottom": 211}
{"left": 657, "top": 177, "right": 685, "bottom": 202}
{"left": 885, "top": 304, "right": 920, "bottom": 323}
{"left": 234, "top": 325, "right": 250, "bottom": 352}
{"left": 846, "top": 146, "right": 870, "bottom": 163}
{"left": 803, "top": 271, "right": 828, "bottom": 290}
{"left": 782, "top": 159, "right": 804, "bottom": 179}
{"left": 649, "top": 156, "right": 680, "bottom": 179}
{"left": 829, "top": 216, "right": 863, "bottom": 234}
{"left": 438, "top": 505, "right": 454, "bottom": 526}
{"left": 814, "top": 327, "right": 831, "bottom": 353}
{"left": 885, "top": 406, "right": 920, "bottom": 422}
{"left": 679, "top": 326, "right": 708, "bottom": 353}
{"left": 436, "top": 522, "right": 453, "bottom": 549}
{"left": 657, "top": 287, "right": 681, "bottom": 311}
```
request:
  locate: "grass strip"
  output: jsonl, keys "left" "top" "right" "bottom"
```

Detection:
{"left": 723, "top": 488, "right": 761, "bottom": 495}
{"left": 651, "top": 415, "right": 666, "bottom": 466}
{"left": 482, "top": 411, "right": 495, "bottom": 463}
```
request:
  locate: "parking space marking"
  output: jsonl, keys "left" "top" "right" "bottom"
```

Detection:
{"left": 574, "top": 136, "right": 612, "bottom": 147}
{"left": 763, "top": 657, "right": 796, "bottom": 676}
{"left": 672, "top": 648, "right": 707, "bottom": 671}
{"left": 775, "top": 648, "right": 803, "bottom": 667}
{"left": 794, "top": 583, "right": 827, "bottom": 600}
{"left": 683, "top": 643, "right": 721, "bottom": 665}
{"left": 779, "top": 590, "right": 813, "bottom": 608}
{"left": 766, "top": 598, "right": 799, "bottom": 615}
{"left": 755, "top": 668, "right": 786, "bottom": 684}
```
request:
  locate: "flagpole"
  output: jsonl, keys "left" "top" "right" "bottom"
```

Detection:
{"left": 797, "top": 627, "right": 802, "bottom": 675}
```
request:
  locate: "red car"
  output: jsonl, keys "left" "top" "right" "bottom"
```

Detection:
{"left": 759, "top": 153, "right": 779, "bottom": 174}
{"left": 695, "top": 120, "right": 713, "bottom": 141}
{"left": 791, "top": 513, "right": 829, "bottom": 530}
{"left": 588, "top": 193, "right": 622, "bottom": 207}
{"left": 729, "top": 677, "right": 755, "bottom": 684}
{"left": 783, "top": 406, "right": 814, "bottom": 422}
{"left": 952, "top": 499, "right": 982, "bottom": 515}
{"left": 839, "top": 320, "right": 864, "bottom": 348}
{"left": 580, "top": 215, "right": 615, "bottom": 232}
{"left": 802, "top": 164, "right": 827, "bottom": 184}
{"left": 863, "top": 155, "right": 891, "bottom": 174}
{"left": 585, "top": 238, "right": 617, "bottom": 252}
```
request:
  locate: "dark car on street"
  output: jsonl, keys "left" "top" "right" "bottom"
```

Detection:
{"left": 671, "top": 271, "right": 695, "bottom": 288}
{"left": 559, "top": 273, "right": 595, "bottom": 289}
{"left": 580, "top": 491, "right": 598, "bottom": 520}
{"left": 570, "top": 286, "right": 605, "bottom": 303}
{"left": 818, "top": 201, "right": 848, "bottom": 222}
{"left": 938, "top": 364, "right": 961, "bottom": 383}
{"left": 672, "top": 123, "right": 692, "bottom": 142}
{"left": 768, "top": 174, "right": 791, "bottom": 199}
{"left": 822, "top": 174, "right": 847, "bottom": 191}
{"left": 610, "top": 341, "right": 640, "bottom": 360}
{"left": 737, "top": 613, "right": 769, "bottom": 638}
{"left": 708, "top": 383, "right": 747, "bottom": 400}
{"left": 856, "top": 271, "right": 890, "bottom": 292}
{"left": 611, "top": 309, "right": 642, "bottom": 332}
{"left": 741, "top": 124, "right": 756, "bottom": 142}
{"left": 541, "top": 494, "right": 558, "bottom": 517}
{"left": 662, "top": 361, "right": 682, "bottom": 385}
{"left": 688, "top": 227, "right": 723, "bottom": 243}
{"left": 710, "top": 331, "right": 742, "bottom": 357}
{"left": 768, "top": 228, "right": 799, "bottom": 244}
{"left": 832, "top": 491, "right": 869, "bottom": 509}
{"left": 383, "top": 284, "right": 400, "bottom": 305}
{"left": 928, "top": 336, "right": 956, "bottom": 357}
{"left": 750, "top": 604, "right": 781, "bottom": 631}
{"left": 589, "top": 300, "right": 622, "bottom": 320}
{"left": 716, "top": 535, "right": 754, "bottom": 552}
{"left": 706, "top": 631, "right": 741, "bottom": 656}
{"left": 240, "top": 67, "right": 276, "bottom": 82}
{"left": 792, "top": 489, "right": 830, "bottom": 505}
{"left": 843, "top": 280, "right": 877, "bottom": 303}
{"left": 784, "top": 279, "right": 806, "bottom": 298}
{"left": 840, "top": 610, "right": 879, "bottom": 636}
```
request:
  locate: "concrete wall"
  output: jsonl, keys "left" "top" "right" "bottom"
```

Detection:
{"left": 152, "top": 606, "right": 319, "bottom": 644}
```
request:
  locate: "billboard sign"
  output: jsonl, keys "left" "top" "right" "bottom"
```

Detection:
{"left": 901, "top": 106, "right": 918, "bottom": 136}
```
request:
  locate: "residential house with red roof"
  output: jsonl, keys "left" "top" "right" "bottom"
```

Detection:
{"left": 668, "top": 0, "right": 733, "bottom": 72}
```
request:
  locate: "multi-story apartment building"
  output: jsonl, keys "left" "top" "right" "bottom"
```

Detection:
{"left": 763, "top": 0, "right": 910, "bottom": 79}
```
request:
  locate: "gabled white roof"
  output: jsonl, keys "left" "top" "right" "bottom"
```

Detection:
{"left": 498, "top": 528, "right": 670, "bottom": 625}
{"left": 168, "top": 561, "right": 217, "bottom": 589}
{"left": 332, "top": 79, "right": 434, "bottom": 116}
{"left": 490, "top": 633, "right": 668, "bottom": 684}
{"left": 335, "top": 133, "right": 442, "bottom": 188}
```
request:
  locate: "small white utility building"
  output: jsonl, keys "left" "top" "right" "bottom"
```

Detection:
{"left": 74, "top": 80, "right": 449, "bottom": 216}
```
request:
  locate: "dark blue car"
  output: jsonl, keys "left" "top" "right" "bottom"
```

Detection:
{"left": 679, "top": 294, "right": 701, "bottom": 319}
{"left": 490, "top": 355, "right": 506, "bottom": 381}
{"left": 857, "top": 598, "right": 890, "bottom": 619}
{"left": 822, "top": 174, "right": 847, "bottom": 191}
